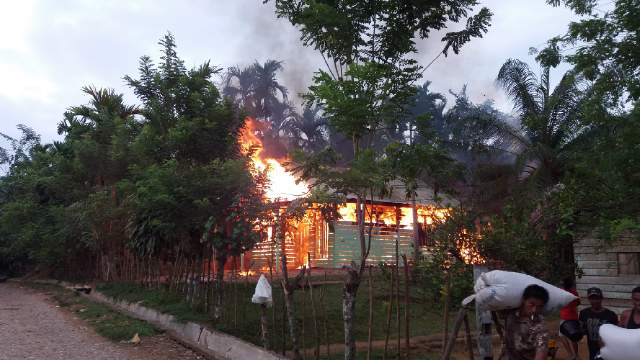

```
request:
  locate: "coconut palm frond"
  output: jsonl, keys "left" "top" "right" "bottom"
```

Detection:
{"left": 497, "top": 59, "right": 542, "bottom": 118}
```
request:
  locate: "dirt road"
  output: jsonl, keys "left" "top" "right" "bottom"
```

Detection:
{"left": 0, "top": 282, "right": 204, "bottom": 360}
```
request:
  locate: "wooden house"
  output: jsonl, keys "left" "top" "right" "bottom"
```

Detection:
{"left": 242, "top": 182, "right": 458, "bottom": 272}
{"left": 574, "top": 231, "right": 640, "bottom": 313}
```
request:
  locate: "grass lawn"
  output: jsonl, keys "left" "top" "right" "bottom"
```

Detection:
{"left": 318, "top": 349, "right": 439, "bottom": 360}
{"left": 28, "top": 282, "right": 159, "bottom": 342}
{"left": 97, "top": 272, "right": 472, "bottom": 355}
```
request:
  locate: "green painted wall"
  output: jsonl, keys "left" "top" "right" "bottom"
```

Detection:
{"left": 322, "top": 222, "right": 414, "bottom": 267}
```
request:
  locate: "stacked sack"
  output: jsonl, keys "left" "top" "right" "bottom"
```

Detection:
{"left": 469, "top": 270, "right": 578, "bottom": 312}
{"left": 598, "top": 324, "right": 640, "bottom": 360}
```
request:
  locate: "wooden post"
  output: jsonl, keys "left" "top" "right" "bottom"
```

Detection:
{"left": 463, "top": 314, "right": 474, "bottom": 360}
{"left": 491, "top": 312, "right": 504, "bottom": 342}
{"left": 302, "top": 274, "right": 307, "bottom": 360}
{"left": 322, "top": 271, "right": 329, "bottom": 358}
{"left": 261, "top": 304, "right": 269, "bottom": 350}
{"left": 268, "top": 259, "right": 276, "bottom": 352}
{"left": 442, "top": 269, "right": 451, "bottom": 355}
{"left": 395, "top": 237, "right": 400, "bottom": 358}
{"left": 474, "top": 265, "right": 493, "bottom": 360}
{"left": 440, "top": 307, "right": 468, "bottom": 360}
{"left": 402, "top": 255, "right": 410, "bottom": 360}
{"left": 233, "top": 257, "right": 238, "bottom": 330}
{"left": 367, "top": 265, "right": 373, "bottom": 360}
{"left": 383, "top": 265, "right": 394, "bottom": 360}
{"left": 307, "top": 273, "right": 320, "bottom": 360}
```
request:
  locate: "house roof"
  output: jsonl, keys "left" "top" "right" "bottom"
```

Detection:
{"left": 344, "top": 179, "right": 458, "bottom": 207}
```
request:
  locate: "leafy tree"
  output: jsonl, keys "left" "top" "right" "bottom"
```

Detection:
{"left": 0, "top": 125, "right": 41, "bottom": 173}
{"left": 270, "top": 1, "right": 492, "bottom": 358}
{"left": 124, "top": 33, "right": 267, "bottom": 318}
{"left": 534, "top": 0, "right": 640, "bottom": 246}
{"left": 545, "top": 0, "right": 640, "bottom": 110}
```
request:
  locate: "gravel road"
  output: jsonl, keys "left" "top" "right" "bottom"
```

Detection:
{"left": 0, "top": 282, "right": 205, "bottom": 360}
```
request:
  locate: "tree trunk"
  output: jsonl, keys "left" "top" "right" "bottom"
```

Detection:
{"left": 344, "top": 194, "right": 367, "bottom": 360}
{"left": 283, "top": 280, "right": 302, "bottom": 360}
{"left": 343, "top": 267, "right": 360, "bottom": 360}
{"left": 278, "top": 210, "right": 302, "bottom": 360}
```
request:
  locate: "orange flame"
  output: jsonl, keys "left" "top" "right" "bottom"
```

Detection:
{"left": 336, "top": 203, "right": 449, "bottom": 229}
{"left": 336, "top": 203, "right": 485, "bottom": 264}
{"left": 458, "top": 229, "right": 486, "bottom": 265}
{"left": 240, "top": 118, "right": 309, "bottom": 201}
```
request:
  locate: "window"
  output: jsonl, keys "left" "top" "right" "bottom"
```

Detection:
{"left": 618, "top": 253, "right": 640, "bottom": 275}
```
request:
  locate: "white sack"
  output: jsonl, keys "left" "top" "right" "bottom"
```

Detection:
{"left": 473, "top": 270, "right": 577, "bottom": 312}
{"left": 599, "top": 324, "right": 640, "bottom": 360}
{"left": 251, "top": 274, "right": 273, "bottom": 307}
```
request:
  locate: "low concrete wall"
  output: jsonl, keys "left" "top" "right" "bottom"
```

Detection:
{"left": 26, "top": 279, "right": 283, "bottom": 360}
{"left": 88, "top": 291, "right": 284, "bottom": 360}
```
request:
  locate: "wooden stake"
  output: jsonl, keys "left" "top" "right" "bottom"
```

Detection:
{"left": 402, "top": 255, "right": 410, "bottom": 360}
{"left": 269, "top": 259, "right": 276, "bottom": 352}
{"left": 367, "top": 265, "right": 373, "bottom": 360}
{"left": 261, "top": 304, "right": 269, "bottom": 350}
{"left": 463, "top": 313, "right": 474, "bottom": 360}
{"left": 322, "top": 271, "right": 330, "bottom": 358}
{"left": 307, "top": 272, "right": 320, "bottom": 360}
{"left": 383, "top": 265, "right": 394, "bottom": 360}
{"left": 442, "top": 269, "right": 452, "bottom": 355}
{"left": 491, "top": 311, "right": 504, "bottom": 342}
{"left": 396, "top": 267, "right": 400, "bottom": 357}
{"left": 282, "top": 294, "right": 287, "bottom": 355}
{"left": 233, "top": 257, "right": 238, "bottom": 330}
{"left": 302, "top": 273, "right": 307, "bottom": 360}
{"left": 440, "top": 307, "right": 468, "bottom": 360}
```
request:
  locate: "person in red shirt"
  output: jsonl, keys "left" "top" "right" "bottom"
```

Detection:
{"left": 559, "top": 277, "right": 581, "bottom": 360}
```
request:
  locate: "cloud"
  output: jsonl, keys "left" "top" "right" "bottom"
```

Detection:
{"left": 0, "top": 0, "right": 579, "bottom": 144}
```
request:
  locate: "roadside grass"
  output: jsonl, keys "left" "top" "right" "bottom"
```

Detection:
{"left": 97, "top": 274, "right": 472, "bottom": 355}
{"left": 319, "top": 349, "right": 438, "bottom": 360}
{"left": 27, "top": 282, "right": 159, "bottom": 342}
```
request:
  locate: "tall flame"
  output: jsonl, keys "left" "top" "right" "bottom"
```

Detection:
{"left": 240, "top": 118, "right": 309, "bottom": 201}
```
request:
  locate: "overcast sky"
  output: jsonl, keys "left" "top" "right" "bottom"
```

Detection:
{"left": 0, "top": 0, "right": 578, "bottom": 144}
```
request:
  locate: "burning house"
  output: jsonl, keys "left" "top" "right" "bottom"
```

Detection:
{"left": 237, "top": 118, "right": 459, "bottom": 273}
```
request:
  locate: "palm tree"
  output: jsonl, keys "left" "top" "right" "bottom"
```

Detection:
{"left": 223, "top": 66, "right": 257, "bottom": 114}
{"left": 252, "top": 60, "right": 289, "bottom": 121}
{"left": 59, "top": 86, "right": 139, "bottom": 187}
{"left": 494, "top": 59, "right": 588, "bottom": 191}
{"left": 223, "top": 60, "right": 294, "bottom": 149}
{"left": 287, "top": 104, "right": 329, "bottom": 152}
{"left": 409, "top": 81, "right": 447, "bottom": 144}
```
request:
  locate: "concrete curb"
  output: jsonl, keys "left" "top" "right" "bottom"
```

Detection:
{"left": 24, "top": 279, "right": 285, "bottom": 360}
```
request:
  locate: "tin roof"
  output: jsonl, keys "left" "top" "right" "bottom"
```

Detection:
{"left": 344, "top": 179, "right": 458, "bottom": 207}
